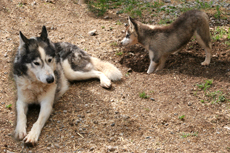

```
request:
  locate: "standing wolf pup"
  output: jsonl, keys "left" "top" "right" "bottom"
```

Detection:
{"left": 121, "top": 10, "right": 212, "bottom": 74}
{"left": 13, "top": 26, "right": 122, "bottom": 145}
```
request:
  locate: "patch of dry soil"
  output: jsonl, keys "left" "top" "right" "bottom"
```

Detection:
{"left": 0, "top": 0, "right": 230, "bottom": 152}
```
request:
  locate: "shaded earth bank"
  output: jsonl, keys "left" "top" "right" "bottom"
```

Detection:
{"left": 0, "top": 0, "right": 230, "bottom": 152}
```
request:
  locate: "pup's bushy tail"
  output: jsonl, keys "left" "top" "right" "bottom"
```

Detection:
{"left": 90, "top": 57, "right": 122, "bottom": 81}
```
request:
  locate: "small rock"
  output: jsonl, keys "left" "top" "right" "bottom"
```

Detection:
{"left": 75, "top": 120, "right": 80, "bottom": 125}
{"left": 88, "top": 29, "right": 97, "bottom": 36}
{"left": 93, "top": 121, "right": 98, "bottom": 124}
{"left": 127, "top": 68, "right": 132, "bottom": 72}
{"left": 54, "top": 143, "right": 60, "bottom": 148}
{"left": 146, "top": 136, "right": 151, "bottom": 139}
{"left": 111, "top": 123, "right": 115, "bottom": 126}
{"left": 31, "top": 1, "right": 36, "bottom": 6}
{"left": 150, "top": 98, "right": 155, "bottom": 101}
{"left": 107, "top": 146, "right": 117, "bottom": 152}
{"left": 116, "top": 10, "right": 122, "bottom": 14}
{"left": 163, "top": 0, "right": 171, "bottom": 2}
{"left": 188, "top": 102, "right": 192, "bottom": 106}
{"left": 165, "top": 123, "right": 169, "bottom": 126}
{"left": 90, "top": 147, "right": 94, "bottom": 151}
{"left": 122, "top": 115, "right": 130, "bottom": 120}
{"left": 104, "top": 16, "right": 109, "bottom": 19}
{"left": 63, "top": 110, "right": 67, "bottom": 113}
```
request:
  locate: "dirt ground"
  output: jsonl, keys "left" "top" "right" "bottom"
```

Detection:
{"left": 0, "top": 0, "right": 230, "bottom": 152}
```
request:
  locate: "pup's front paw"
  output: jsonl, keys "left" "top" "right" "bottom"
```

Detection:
{"left": 14, "top": 125, "right": 27, "bottom": 140}
{"left": 147, "top": 69, "right": 154, "bottom": 74}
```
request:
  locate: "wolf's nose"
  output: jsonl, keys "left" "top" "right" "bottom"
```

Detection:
{"left": 46, "top": 76, "right": 54, "bottom": 83}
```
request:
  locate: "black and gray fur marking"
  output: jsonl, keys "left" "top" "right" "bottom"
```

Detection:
{"left": 54, "top": 42, "right": 92, "bottom": 72}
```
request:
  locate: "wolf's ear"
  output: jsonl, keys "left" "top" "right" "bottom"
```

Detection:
{"left": 19, "top": 31, "right": 29, "bottom": 46}
{"left": 40, "top": 26, "right": 48, "bottom": 41}
{"left": 128, "top": 16, "right": 138, "bottom": 32}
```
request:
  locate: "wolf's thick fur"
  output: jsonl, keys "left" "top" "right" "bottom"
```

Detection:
{"left": 121, "top": 10, "right": 212, "bottom": 74}
{"left": 13, "top": 26, "right": 122, "bottom": 145}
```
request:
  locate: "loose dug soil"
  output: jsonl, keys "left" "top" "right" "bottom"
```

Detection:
{"left": 0, "top": 0, "right": 230, "bottom": 152}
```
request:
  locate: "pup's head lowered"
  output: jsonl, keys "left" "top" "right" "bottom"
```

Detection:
{"left": 121, "top": 16, "right": 139, "bottom": 46}
{"left": 14, "top": 26, "right": 56, "bottom": 84}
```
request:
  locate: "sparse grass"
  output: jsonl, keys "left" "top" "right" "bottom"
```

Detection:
{"left": 207, "top": 90, "right": 226, "bottom": 104}
{"left": 116, "top": 20, "right": 122, "bottom": 25}
{"left": 195, "top": 0, "right": 213, "bottom": 9}
{"left": 158, "top": 19, "right": 172, "bottom": 25}
{"left": 214, "top": 5, "right": 221, "bottom": 19}
{"left": 101, "top": 26, "right": 105, "bottom": 29}
{"left": 197, "top": 79, "right": 213, "bottom": 91}
{"left": 181, "top": 132, "right": 198, "bottom": 138}
{"left": 125, "top": 72, "right": 130, "bottom": 77}
{"left": 18, "top": 2, "right": 25, "bottom": 7}
{"left": 6, "top": 104, "right": 12, "bottom": 109}
{"left": 145, "top": 108, "right": 150, "bottom": 112}
{"left": 88, "top": 0, "right": 157, "bottom": 17}
{"left": 195, "top": 80, "right": 229, "bottom": 104}
{"left": 178, "top": 115, "right": 185, "bottom": 120}
{"left": 110, "top": 42, "right": 118, "bottom": 47}
{"left": 115, "top": 51, "right": 123, "bottom": 56}
{"left": 88, "top": 0, "right": 109, "bottom": 16}
{"left": 139, "top": 91, "right": 149, "bottom": 99}
{"left": 212, "top": 26, "right": 228, "bottom": 41}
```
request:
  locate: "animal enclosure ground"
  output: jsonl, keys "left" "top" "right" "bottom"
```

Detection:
{"left": 0, "top": 0, "right": 230, "bottom": 152}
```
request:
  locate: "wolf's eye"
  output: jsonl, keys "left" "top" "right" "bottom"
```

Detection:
{"left": 126, "top": 33, "right": 130, "bottom": 38}
{"left": 48, "top": 59, "right": 52, "bottom": 63}
{"left": 33, "top": 62, "right": 40, "bottom": 66}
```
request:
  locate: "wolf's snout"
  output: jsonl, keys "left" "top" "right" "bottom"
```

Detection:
{"left": 46, "top": 76, "right": 54, "bottom": 83}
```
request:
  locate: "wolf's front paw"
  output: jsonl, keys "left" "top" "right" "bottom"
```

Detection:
{"left": 23, "top": 128, "right": 40, "bottom": 145}
{"left": 14, "top": 126, "right": 27, "bottom": 140}
{"left": 100, "top": 76, "right": 111, "bottom": 88}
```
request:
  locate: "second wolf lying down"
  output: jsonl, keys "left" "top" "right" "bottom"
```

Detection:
{"left": 14, "top": 26, "right": 122, "bottom": 144}
{"left": 121, "top": 10, "right": 212, "bottom": 74}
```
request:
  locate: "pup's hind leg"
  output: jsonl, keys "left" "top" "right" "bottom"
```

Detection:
{"left": 62, "top": 59, "right": 111, "bottom": 88}
{"left": 156, "top": 54, "right": 169, "bottom": 71}
{"left": 195, "top": 31, "right": 212, "bottom": 65}
{"left": 147, "top": 50, "right": 159, "bottom": 74}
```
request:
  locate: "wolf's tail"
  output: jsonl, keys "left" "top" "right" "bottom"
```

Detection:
{"left": 90, "top": 57, "right": 122, "bottom": 81}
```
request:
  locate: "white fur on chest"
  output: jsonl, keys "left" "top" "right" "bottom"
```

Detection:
{"left": 15, "top": 76, "right": 57, "bottom": 104}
